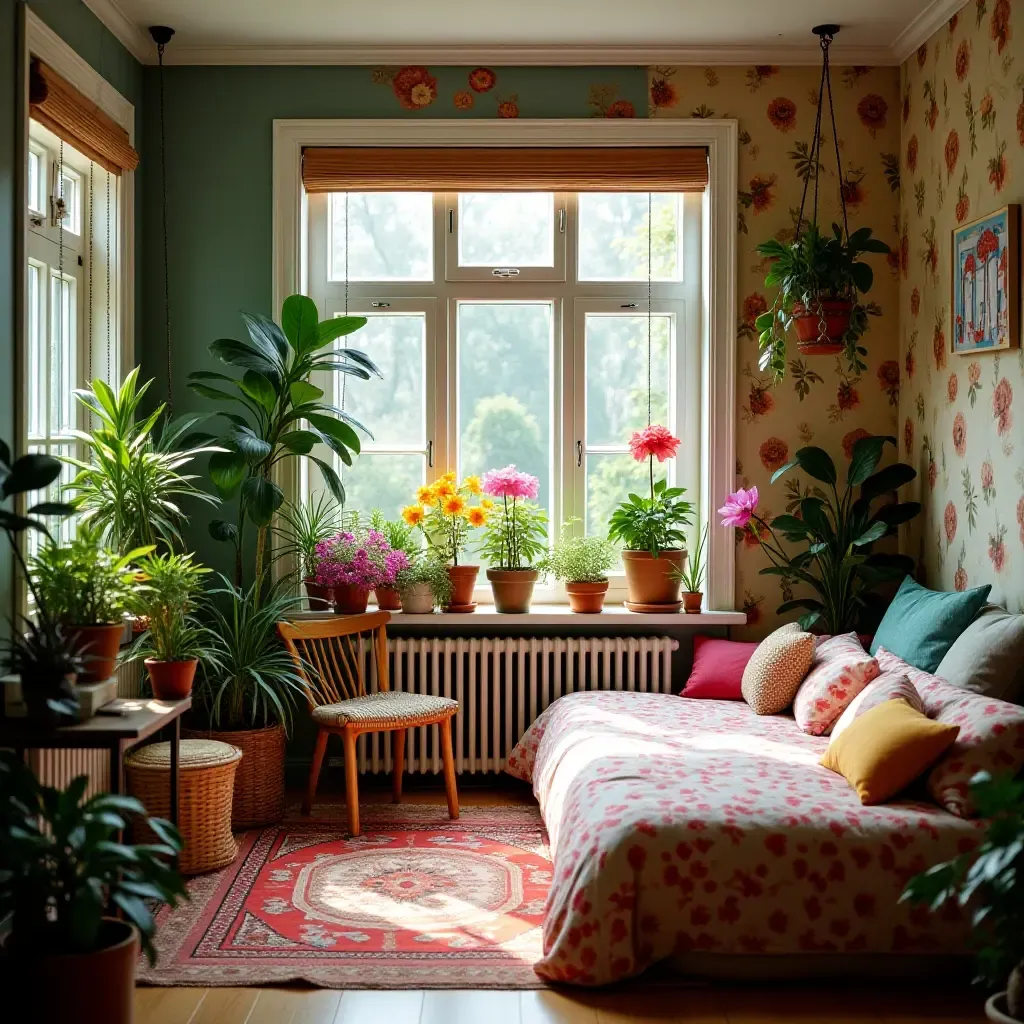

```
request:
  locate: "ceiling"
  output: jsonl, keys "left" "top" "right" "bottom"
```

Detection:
{"left": 85, "top": 0, "right": 962, "bottom": 65}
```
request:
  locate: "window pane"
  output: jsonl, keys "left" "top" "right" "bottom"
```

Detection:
{"left": 26, "top": 443, "right": 77, "bottom": 560}
{"left": 329, "top": 192, "right": 432, "bottom": 281}
{"left": 339, "top": 453, "right": 425, "bottom": 523}
{"left": 458, "top": 193, "right": 554, "bottom": 267}
{"left": 27, "top": 263, "right": 44, "bottom": 439}
{"left": 578, "top": 193, "right": 681, "bottom": 281}
{"left": 28, "top": 150, "right": 41, "bottom": 212}
{"left": 586, "top": 314, "right": 671, "bottom": 446}
{"left": 60, "top": 170, "right": 79, "bottom": 234}
{"left": 458, "top": 302, "right": 553, "bottom": 513}
{"left": 585, "top": 452, "right": 652, "bottom": 540}
{"left": 334, "top": 313, "right": 425, "bottom": 447}
{"left": 49, "top": 272, "right": 76, "bottom": 436}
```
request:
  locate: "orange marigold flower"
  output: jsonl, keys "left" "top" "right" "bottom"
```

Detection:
{"left": 434, "top": 481, "right": 455, "bottom": 499}
{"left": 402, "top": 505, "right": 425, "bottom": 527}
{"left": 442, "top": 494, "right": 466, "bottom": 516}
{"left": 416, "top": 485, "right": 436, "bottom": 504}
{"left": 463, "top": 475, "right": 482, "bottom": 495}
{"left": 481, "top": 498, "right": 495, "bottom": 510}
{"left": 465, "top": 506, "right": 488, "bottom": 528}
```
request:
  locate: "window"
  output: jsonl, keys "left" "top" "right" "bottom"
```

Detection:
{"left": 306, "top": 189, "right": 702, "bottom": 597}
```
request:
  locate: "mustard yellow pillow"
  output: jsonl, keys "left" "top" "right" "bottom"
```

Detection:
{"left": 819, "top": 698, "right": 959, "bottom": 805}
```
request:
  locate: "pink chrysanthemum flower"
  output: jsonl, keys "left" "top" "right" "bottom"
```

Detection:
{"left": 629, "top": 425, "right": 681, "bottom": 463}
{"left": 718, "top": 487, "right": 759, "bottom": 529}
{"left": 481, "top": 465, "right": 540, "bottom": 500}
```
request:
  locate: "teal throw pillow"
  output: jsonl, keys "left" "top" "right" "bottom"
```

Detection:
{"left": 869, "top": 576, "right": 991, "bottom": 673}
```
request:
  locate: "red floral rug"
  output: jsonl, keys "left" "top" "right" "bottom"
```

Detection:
{"left": 137, "top": 804, "right": 552, "bottom": 989}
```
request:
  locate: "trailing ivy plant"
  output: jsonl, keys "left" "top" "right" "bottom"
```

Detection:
{"left": 188, "top": 295, "right": 376, "bottom": 586}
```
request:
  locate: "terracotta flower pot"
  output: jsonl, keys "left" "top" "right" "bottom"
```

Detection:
{"left": 791, "top": 299, "right": 851, "bottom": 355}
{"left": 0, "top": 918, "right": 140, "bottom": 1024}
{"left": 444, "top": 565, "right": 479, "bottom": 613}
{"left": 622, "top": 549, "right": 685, "bottom": 611}
{"left": 333, "top": 583, "right": 370, "bottom": 615}
{"left": 400, "top": 582, "right": 435, "bottom": 614}
{"left": 565, "top": 580, "right": 609, "bottom": 614}
{"left": 682, "top": 591, "right": 703, "bottom": 614}
{"left": 145, "top": 657, "right": 198, "bottom": 701}
{"left": 70, "top": 623, "right": 124, "bottom": 683}
{"left": 374, "top": 586, "right": 402, "bottom": 611}
{"left": 303, "top": 578, "right": 333, "bottom": 612}
{"left": 487, "top": 569, "right": 539, "bottom": 614}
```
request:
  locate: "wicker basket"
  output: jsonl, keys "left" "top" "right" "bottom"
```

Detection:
{"left": 125, "top": 739, "right": 241, "bottom": 876}
{"left": 182, "top": 723, "right": 286, "bottom": 828}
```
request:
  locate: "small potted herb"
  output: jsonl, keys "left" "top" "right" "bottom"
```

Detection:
{"left": 129, "top": 552, "right": 220, "bottom": 700}
{"left": 30, "top": 527, "right": 153, "bottom": 682}
{"left": 368, "top": 508, "right": 421, "bottom": 610}
{"left": 755, "top": 222, "right": 890, "bottom": 380}
{"left": 608, "top": 426, "right": 692, "bottom": 612}
{"left": 315, "top": 528, "right": 410, "bottom": 615}
{"left": 541, "top": 524, "right": 617, "bottom": 613}
{"left": 395, "top": 554, "right": 454, "bottom": 614}
{"left": 0, "top": 752, "right": 186, "bottom": 1024}
{"left": 479, "top": 466, "right": 548, "bottom": 614}
{"left": 277, "top": 493, "right": 345, "bottom": 611}
{"left": 672, "top": 525, "right": 707, "bottom": 614}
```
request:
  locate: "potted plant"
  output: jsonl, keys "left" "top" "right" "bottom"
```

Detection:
{"left": 30, "top": 527, "right": 153, "bottom": 682}
{"left": 0, "top": 752, "right": 186, "bottom": 1024}
{"left": 479, "top": 466, "right": 547, "bottom": 614}
{"left": 128, "top": 552, "right": 220, "bottom": 701}
{"left": 395, "top": 553, "right": 454, "bottom": 614}
{"left": 277, "top": 493, "right": 344, "bottom": 610}
{"left": 608, "top": 425, "right": 692, "bottom": 612}
{"left": 368, "top": 508, "right": 421, "bottom": 610}
{"left": 672, "top": 525, "right": 707, "bottom": 614}
{"left": 402, "top": 473, "right": 489, "bottom": 613}
{"left": 755, "top": 223, "right": 890, "bottom": 380}
{"left": 541, "top": 524, "right": 617, "bottom": 614}
{"left": 314, "top": 527, "right": 410, "bottom": 615}
{"left": 187, "top": 574, "right": 310, "bottom": 827}
{"left": 719, "top": 434, "right": 920, "bottom": 634}
{"left": 903, "top": 771, "right": 1024, "bottom": 1024}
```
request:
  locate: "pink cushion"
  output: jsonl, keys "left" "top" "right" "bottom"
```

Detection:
{"left": 683, "top": 636, "right": 758, "bottom": 700}
{"left": 829, "top": 671, "right": 923, "bottom": 742}
{"left": 875, "top": 647, "right": 955, "bottom": 712}
{"left": 793, "top": 632, "right": 880, "bottom": 736}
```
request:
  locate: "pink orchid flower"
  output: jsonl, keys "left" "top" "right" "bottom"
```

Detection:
{"left": 718, "top": 486, "right": 759, "bottom": 529}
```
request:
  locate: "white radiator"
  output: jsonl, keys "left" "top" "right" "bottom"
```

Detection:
{"left": 351, "top": 636, "right": 678, "bottom": 776}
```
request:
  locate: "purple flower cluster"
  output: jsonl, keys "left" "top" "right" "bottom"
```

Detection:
{"left": 314, "top": 529, "right": 409, "bottom": 591}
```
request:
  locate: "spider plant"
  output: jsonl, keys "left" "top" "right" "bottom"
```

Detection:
{"left": 671, "top": 525, "right": 707, "bottom": 593}
{"left": 275, "top": 492, "right": 345, "bottom": 579}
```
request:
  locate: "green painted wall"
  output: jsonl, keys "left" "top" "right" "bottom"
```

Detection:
{"left": 0, "top": 0, "right": 142, "bottom": 621}
{"left": 139, "top": 64, "right": 648, "bottom": 572}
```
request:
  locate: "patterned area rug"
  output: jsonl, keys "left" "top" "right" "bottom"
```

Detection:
{"left": 137, "top": 804, "right": 551, "bottom": 989}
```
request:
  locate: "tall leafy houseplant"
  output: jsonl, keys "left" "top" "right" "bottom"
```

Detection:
{"left": 189, "top": 294, "right": 375, "bottom": 586}
{"left": 64, "top": 369, "right": 220, "bottom": 552}
{"left": 755, "top": 223, "right": 890, "bottom": 381}
{"left": 719, "top": 434, "right": 919, "bottom": 634}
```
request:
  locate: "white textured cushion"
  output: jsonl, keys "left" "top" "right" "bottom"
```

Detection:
{"left": 312, "top": 691, "right": 458, "bottom": 726}
{"left": 741, "top": 624, "right": 815, "bottom": 716}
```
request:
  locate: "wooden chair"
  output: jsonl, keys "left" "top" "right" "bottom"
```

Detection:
{"left": 277, "top": 612, "right": 459, "bottom": 836}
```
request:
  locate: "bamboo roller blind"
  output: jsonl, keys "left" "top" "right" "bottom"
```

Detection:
{"left": 301, "top": 147, "right": 708, "bottom": 193}
{"left": 29, "top": 59, "right": 139, "bottom": 175}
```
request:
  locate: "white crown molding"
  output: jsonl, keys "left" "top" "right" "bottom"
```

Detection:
{"left": 79, "top": 0, "right": 152, "bottom": 64}
{"left": 892, "top": 0, "right": 968, "bottom": 64}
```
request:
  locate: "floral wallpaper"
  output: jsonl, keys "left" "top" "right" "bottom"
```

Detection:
{"left": 900, "top": 0, "right": 1024, "bottom": 614}
{"left": 649, "top": 64, "right": 903, "bottom": 636}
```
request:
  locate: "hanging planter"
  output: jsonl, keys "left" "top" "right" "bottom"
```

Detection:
{"left": 753, "top": 25, "right": 891, "bottom": 383}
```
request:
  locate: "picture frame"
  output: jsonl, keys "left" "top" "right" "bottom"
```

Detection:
{"left": 951, "top": 203, "right": 1020, "bottom": 355}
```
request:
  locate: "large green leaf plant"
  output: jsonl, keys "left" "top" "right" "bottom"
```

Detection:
{"left": 189, "top": 295, "right": 376, "bottom": 585}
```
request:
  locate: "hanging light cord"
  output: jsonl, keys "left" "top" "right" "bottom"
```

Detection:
{"left": 157, "top": 38, "right": 172, "bottom": 415}
{"left": 341, "top": 191, "right": 350, "bottom": 414}
{"left": 647, "top": 191, "right": 653, "bottom": 427}
{"left": 57, "top": 140, "right": 64, "bottom": 397}
{"left": 107, "top": 173, "right": 113, "bottom": 376}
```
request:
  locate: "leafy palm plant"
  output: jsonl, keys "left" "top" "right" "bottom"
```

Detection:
{"left": 188, "top": 294, "right": 376, "bottom": 587}
{"left": 63, "top": 369, "right": 220, "bottom": 552}
{"left": 275, "top": 493, "right": 346, "bottom": 579}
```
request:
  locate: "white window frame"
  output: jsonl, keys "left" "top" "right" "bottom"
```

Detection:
{"left": 274, "top": 118, "right": 738, "bottom": 611}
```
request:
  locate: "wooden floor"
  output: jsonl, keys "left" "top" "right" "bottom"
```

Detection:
{"left": 136, "top": 785, "right": 987, "bottom": 1024}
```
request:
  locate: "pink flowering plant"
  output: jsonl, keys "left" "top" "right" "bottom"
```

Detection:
{"left": 314, "top": 528, "right": 409, "bottom": 593}
{"left": 719, "top": 434, "right": 920, "bottom": 633}
{"left": 478, "top": 466, "right": 548, "bottom": 570}
{"left": 608, "top": 425, "right": 692, "bottom": 556}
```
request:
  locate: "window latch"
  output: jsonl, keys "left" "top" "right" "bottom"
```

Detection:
{"left": 427, "top": 440, "right": 434, "bottom": 468}
{"left": 558, "top": 208, "right": 566, "bottom": 233}
{"left": 371, "top": 301, "right": 390, "bottom": 308}
{"left": 491, "top": 267, "right": 520, "bottom": 278}
{"left": 576, "top": 440, "right": 583, "bottom": 468}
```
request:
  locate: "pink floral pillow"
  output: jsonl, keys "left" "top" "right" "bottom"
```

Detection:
{"left": 828, "top": 671, "right": 923, "bottom": 742}
{"left": 793, "top": 632, "right": 880, "bottom": 736}
{"left": 875, "top": 647, "right": 961, "bottom": 714}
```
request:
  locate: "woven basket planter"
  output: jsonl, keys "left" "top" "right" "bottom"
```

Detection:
{"left": 183, "top": 723, "right": 286, "bottom": 828}
{"left": 126, "top": 739, "right": 241, "bottom": 876}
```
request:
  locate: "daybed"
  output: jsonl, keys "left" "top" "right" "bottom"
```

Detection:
{"left": 506, "top": 690, "right": 981, "bottom": 986}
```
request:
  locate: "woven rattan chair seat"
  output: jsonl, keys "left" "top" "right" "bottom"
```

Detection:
{"left": 312, "top": 691, "right": 458, "bottom": 728}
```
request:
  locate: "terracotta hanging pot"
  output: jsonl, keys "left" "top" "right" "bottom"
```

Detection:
{"left": 303, "top": 578, "right": 333, "bottom": 612}
{"left": 145, "top": 657, "right": 198, "bottom": 701}
{"left": 487, "top": 569, "right": 539, "bottom": 614}
{"left": 374, "top": 586, "right": 402, "bottom": 611}
{"left": 444, "top": 565, "right": 479, "bottom": 613}
{"left": 621, "top": 549, "right": 685, "bottom": 612}
{"left": 333, "top": 584, "right": 370, "bottom": 615}
{"left": 70, "top": 623, "right": 124, "bottom": 683}
{"left": 791, "top": 299, "right": 851, "bottom": 355}
{"left": 565, "top": 580, "right": 609, "bottom": 614}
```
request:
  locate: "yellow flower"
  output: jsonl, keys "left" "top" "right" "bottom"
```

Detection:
{"left": 441, "top": 470, "right": 457, "bottom": 483}
{"left": 434, "top": 480, "right": 455, "bottom": 498}
{"left": 465, "top": 506, "right": 487, "bottom": 528}
{"left": 481, "top": 498, "right": 495, "bottom": 510}
{"left": 463, "top": 475, "right": 482, "bottom": 495}
{"left": 402, "top": 505, "right": 425, "bottom": 527}
{"left": 416, "top": 484, "right": 436, "bottom": 504}
{"left": 442, "top": 494, "right": 466, "bottom": 516}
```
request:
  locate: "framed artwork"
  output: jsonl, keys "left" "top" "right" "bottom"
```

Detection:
{"left": 952, "top": 203, "right": 1020, "bottom": 355}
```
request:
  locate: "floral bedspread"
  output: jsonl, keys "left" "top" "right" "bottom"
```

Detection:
{"left": 505, "top": 691, "right": 981, "bottom": 985}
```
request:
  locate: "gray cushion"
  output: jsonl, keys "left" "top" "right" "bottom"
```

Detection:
{"left": 935, "top": 603, "right": 1024, "bottom": 704}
